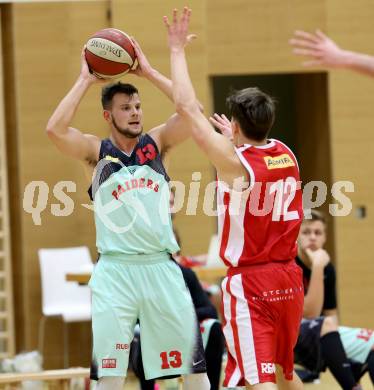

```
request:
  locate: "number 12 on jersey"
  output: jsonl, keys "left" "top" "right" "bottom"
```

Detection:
{"left": 269, "top": 177, "right": 300, "bottom": 221}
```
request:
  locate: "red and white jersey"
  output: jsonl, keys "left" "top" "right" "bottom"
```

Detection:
{"left": 217, "top": 139, "right": 303, "bottom": 268}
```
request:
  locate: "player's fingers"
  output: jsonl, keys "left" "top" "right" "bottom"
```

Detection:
{"left": 209, "top": 116, "right": 221, "bottom": 127}
{"left": 172, "top": 8, "right": 178, "bottom": 25}
{"left": 163, "top": 15, "right": 170, "bottom": 29}
{"left": 213, "top": 113, "right": 225, "bottom": 124}
{"left": 130, "top": 37, "right": 142, "bottom": 56}
{"left": 292, "top": 48, "right": 321, "bottom": 57}
{"left": 315, "top": 29, "right": 328, "bottom": 40}
{"left": 130, "top": 36, "right": 140, "bottom": 49}
{"left": 180, "top": 7, "right": 188, "bottom": 31}
{"left": 221, "top": 113, "right": 230, "bottom": 123}
{"left": 129, "top": 58, "right": 139, "bottom": 70}
{"left": 289, "top": 38, "right": 317, "bottom": 50}
{"left": 181, "top": 6, "right": 189, "bottom": 19}
{"left": 186, "top": 34, "right": 197, "bottom": 44}
{"left": 302, "top": 60, "right": 322, "bottom": 67}
{"left": 181, "top": 7, "right": 191, "bottom": 31}
{"left": 214, "top": 113, "right": 230, "bottom": 126}
{"left": 293, "top": 30, "right": 320, "bottom": 43}
{"left": 305, "top": 248, "right": 317, "bottom": 258}
{"left": 209, "top": 117, "right": 226, "bottom": 131}
{"left": 185, "top": 7, "right": 192, "bottom": 21}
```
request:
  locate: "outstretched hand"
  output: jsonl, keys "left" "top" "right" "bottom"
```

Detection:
{"left": 290, "top": 30, "right": 346, "bottom": 68}
{"left": 209, "top": 113, "right": 233, "bottom": 139}
{"left": 163, "top": 7, "right": 197, "bottom": 51}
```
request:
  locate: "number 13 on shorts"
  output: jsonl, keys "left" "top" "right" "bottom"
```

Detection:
{"left": 160, "top": 350, "right": 182, "bottom": 369}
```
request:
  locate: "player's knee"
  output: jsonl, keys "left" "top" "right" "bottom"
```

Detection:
{"left": 274, "top": 365, "right": 303, "bottom": 390}
{"left": 320, "top": 316, "right": 338, "bottom": 336}
{"left": 95, "top": 376, "right": 125, "bottom": 390}
{"left": 183, "top": 372, "right": 210, "bottom": 390}
{"left": 245, "top": 381, "right": 277, "bottom": 389}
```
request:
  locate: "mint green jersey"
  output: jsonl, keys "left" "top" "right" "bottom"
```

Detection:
{"left": 89, "top": 136, "right": 179, "bottom": 256}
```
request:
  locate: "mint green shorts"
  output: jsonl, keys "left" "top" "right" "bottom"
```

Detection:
{"left": 89, "top": 252, "right": 196, "bottom": 379}
{"left": 339, "top": 326, "right": 374, "bottom": 363}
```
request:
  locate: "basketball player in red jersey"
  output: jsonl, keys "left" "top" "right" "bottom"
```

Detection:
{"left": 164, "top": 8, "right": 304, "bottom": 390}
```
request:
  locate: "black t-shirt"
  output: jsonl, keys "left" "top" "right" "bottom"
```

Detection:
{"left": 296, "top": 256, "right": 337, "bottom": 313}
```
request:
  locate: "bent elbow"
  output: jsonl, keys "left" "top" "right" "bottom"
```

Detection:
{"left": 45, "top": 118, "right": 57, "bottom": 135}
{"left": 175, "top": 100, "right": 199, "bottom": 118}
{"left": 45, "top": 121, "right": 67, "bottom": 139}
{"left": 45, "top": 125, "right": 55, "bottom": 138}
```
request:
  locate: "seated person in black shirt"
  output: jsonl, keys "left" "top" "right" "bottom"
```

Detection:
{"left": 295, "top": 210, "right": 374, "bottom": 389}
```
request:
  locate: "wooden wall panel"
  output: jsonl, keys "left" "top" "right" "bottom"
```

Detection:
{"left": 207, "top": 0, "right": 327, "bottom": 74}
{"left": 294, "top": 73, "right": 335, "bottom": 258}
{"left": 7, "top": 1, "right": 108, "bottom": 366}
{"left": 0, "top": 7, "right": 16, "bottom": 358}
{"left": 326, "top": 0, "right": 374, "bottom": 327}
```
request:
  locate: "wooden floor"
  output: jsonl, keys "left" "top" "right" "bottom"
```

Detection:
{"left": 304, "top": 371, "right": 372, "bottom": 390}
{"left": 119, "top": 371, "right": 373, "bottom": 389}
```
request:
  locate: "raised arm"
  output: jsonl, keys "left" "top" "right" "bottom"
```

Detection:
{"left": 46, "top": 48, "right": 103, "bottom": 163}
{"left": 290, "top": 30, "right": 374, "bottom": 77}
{"left": 130, "top": 37, "right": 175, "bottom": 102}
{"left": 163, "top": 8, "right": 245, "bottom": 183}
{"left": 130, "top": 36, "right": 199, "bottom": 152}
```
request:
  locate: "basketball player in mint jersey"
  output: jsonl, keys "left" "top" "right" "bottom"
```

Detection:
{"left": 46, "top": 39, "right": 209, "bottom": 390}
{"left": 165, "top": 8, "right": 304, "bottom": 390}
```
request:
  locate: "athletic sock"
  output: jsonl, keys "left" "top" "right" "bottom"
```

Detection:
{"left": 367, "top": 350, "right": 374, "bottom": 384}
{"left": 204, "top": 322, "right": 224, "bottom": 390}
{"left": 320, "top": 331, "right": 358, "bottom": 390}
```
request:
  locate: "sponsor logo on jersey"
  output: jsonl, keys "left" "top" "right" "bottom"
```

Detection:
{"left": 105, "top": 155, "right": 120, "bottom": 163}
{"left": 264, "top": 154, "right": 295, "bottom": 169}
{"left": 261, "top": 362, "right": 275, "bottom": 374}
{"left": 102, "top": 358, "right": 117, "bottom": 368}
{"left": 115, "top": 343, "right": 129, "bottom": 350}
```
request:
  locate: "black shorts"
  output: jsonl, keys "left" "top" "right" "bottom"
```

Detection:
{"left": 294, "top": 317, "right": 324, "bottom": 372}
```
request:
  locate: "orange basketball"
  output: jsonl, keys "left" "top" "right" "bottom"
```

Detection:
{"left": 85, "top": 28, "right": 136, "bottom": 79}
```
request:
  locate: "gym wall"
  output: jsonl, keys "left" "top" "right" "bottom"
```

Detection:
{"left": 1, "top": 0, "right": 373, "bottom": 367}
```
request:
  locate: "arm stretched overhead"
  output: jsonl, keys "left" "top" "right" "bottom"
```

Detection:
{"left": 163, "top": 7, "right": 246, "bottom": 186}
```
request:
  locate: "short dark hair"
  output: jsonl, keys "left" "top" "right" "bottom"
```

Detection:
{"left": 304, "top": 209, "right": 327, "bottom": 225}
{"left": 226, "top": 87, "right": 276, "bottom": 141}
{"left": 101, "top": 82, "right": 139, "bottom": 110}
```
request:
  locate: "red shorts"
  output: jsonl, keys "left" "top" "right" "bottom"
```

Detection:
{"left": 221, "top": 260, "right": 303, "bottom": 386}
